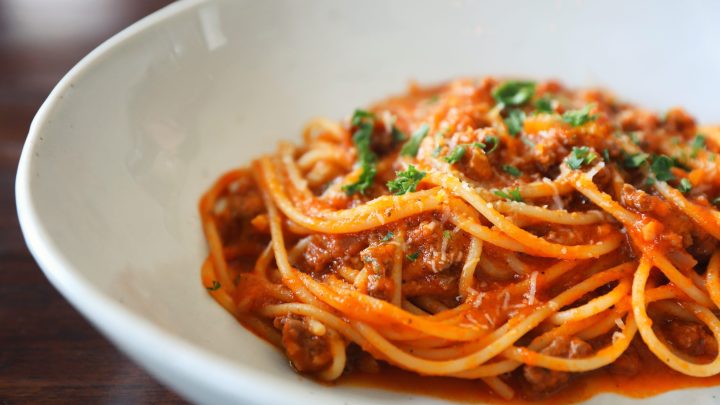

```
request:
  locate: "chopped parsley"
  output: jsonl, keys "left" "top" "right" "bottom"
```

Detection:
{"left": 713, "top": 196, "right": 720, "bottom": 205}
{"left": 391, "top": 126, "right": 406, "bottom": 144}
{"left": 342, "top": 110, "right": 378, "bottom": 195}
{"left": 623, "top": 152, "right": 649, "bottom": 169}
{"left": 381, "top": 231, "right": 394, "bottom": 242}
{"left": 206, "top": 280, "right": 221, "bottom": 291}
{"left": 427, "top": 94, "right": 439, "bottom": 104}
{"left": 678, "top": 178, "right": 692, "bottom": 193}
{"left": 691, "top": 134, "right": 706, "bottom": 158}
{"left": 351, "top": 109, "right": 374, "bottom": 126}
{"left": 566, "top": 146, "right": 598, "bottom": 169}
{"left": 501, "top": 164, "right": 522, "bottom": 177}
{"left": 400, "top": 124, "right": 430, "bottom": 157}
{"left": 650, "top": 155, "right": 675, "bottom": 181}
{"left": 406, "top": 252, "right": 419, "bottom": 261}
{"left": 562, "top": 104, "right": 597, "bottom": 127}
{"left": 505, "top": 109, "right": 525, "bottom": 136}
{"left": 492, "top": 81, "right": 536, "bottom": 107}
{"left": 484, "top": 136, "right": 499, "bottom": 153}
{"left": 443, "top": 230, "right": 452, "bottom": 240}
{"left": 603, "top": 148, "right": 611, "bottom": 162}
{"left": 535, "top": 96, "right": 554, "bottom": 113}
{"left": 444, "top": 145, "right": 467, "bottom": 164}
{"left": 387, "top": 165, "right": 426, "bottom": 195}
{"left": 494, "top": 187, "right": 524, "bottom": 202}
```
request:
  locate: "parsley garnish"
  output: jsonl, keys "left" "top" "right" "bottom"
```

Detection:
{"left": 400, "top": 124, "right": 430, "bottom": 157}
{"left": 678, "top": 178, "right": 692, "bottom": 193}
{"left": 713, "top": 196, "right": 720, "bottom": 205}
{"left": 443, "top": 230, "right": 452, "bottom": 240}
{"left": 562, "top": 104, "right": 598, "bottom": 127}
{"left": 351, "top": 109, "right": 374, "bottom": 126}
{"left": 502, "top": 164, "right": 522, "bottom": 177}
{"left": 505, "top": 109, "right": 525, "bottom": 136}
{"left": 391, "top": 126, "right": 406, "bottom": 144}
{"left": 650, "top": 155, "right": 675, "bottom": 181}
{"left": 603, "top": 149, "right": 611, "bottom": 162}
{"left": 207, "top": 280, "right": 221, "bottom": 291}
{"left": 406, "top": 252, "right": 419, "bottom": 261}
{"left": 535, "top": 96, "right": 554, "bottom": 113}
{"left": 342, "top": 110, "right": 378, "bottom": 195}
{"left": 691, "top": 134, "right": 706, "bottom": 158}
{"left": 624, "top": 152, "right": 649, "bottom": 169}
{"left": 484, "top": 136, "right": 499, "bottom": 153}
{"left": 566, "top": 146, "right": 598, "bottom": 169}
{"left": 444, "top": 145, "right": 467, "bottom": 164}
{"left": 492, "top": 81, "right": 536, "bottom": 107}
{"left": 381, "top": 231, "right": 394, "bottom": 242}
{"left": 494, "top": 187, "right": 524, "bottom": 202}
{"left": 387, "top": 165, "right": 426, "bottom": 195}
{"left": 427, "top": 95, "right": 439, "bottom": 104}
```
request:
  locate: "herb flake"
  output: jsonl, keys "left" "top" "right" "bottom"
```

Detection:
{"left": 650, "top": 155, "right": 675, "bottom": 181}
{"left": 387, "top": 165, "right": 426, "bottom": 195}
{"left": 494, "top": 187, "right": 524, "bottom": 202}
{"left": 501, "top": 164, "right": 522, "bottom": 177}
{"left": 400, "top": 124, "right": 430, "bottom": 157}
{"left": 492, "top": 81, "right": 536, "bottom": 107}
{"left": 444, "top": 145, "right": 467, "bottom": 164}
{"left": 678, "top": 178, "right": 692, "bottom": 193}
{"left": 562, "top": 104, "right": 598, "bottom": 127}
{"left": 505, "top": 109, "right": 525, "bottom": 136}
{"left": 342, "top": 110, "right": 378, "bottom": 195}
{"left": 566, "top": 146, "right": 598, "bottom": 169}
{"left": 207, "top": 280, "right": 221, "bottom": 291}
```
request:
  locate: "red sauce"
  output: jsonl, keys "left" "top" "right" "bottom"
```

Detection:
{"left": 340, "top": 361, "right": 720, "bottom": 404}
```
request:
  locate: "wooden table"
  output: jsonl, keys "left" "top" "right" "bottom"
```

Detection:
{"left": 0, "top": 1, "right": 186, "bottom": 402}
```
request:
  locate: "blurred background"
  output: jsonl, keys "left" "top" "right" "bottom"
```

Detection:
{"left": 0, "top": 0, "right": 186, "bottom": 402}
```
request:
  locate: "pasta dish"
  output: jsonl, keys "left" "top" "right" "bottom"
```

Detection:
{"left": 199, "top": 77, "right": 720, "bottom": 401}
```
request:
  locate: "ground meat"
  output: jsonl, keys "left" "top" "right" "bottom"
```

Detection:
{"left": 662, "top": 320, "right": 718, "bottom": 358}
{"left": 402, "top": 274, "right": 459, "bottom": 297}
{"left": 663, "top": 107, "right": 697, "bottom": 138}
{"left": 620, "top": 184, "right": 718, "bottom": 262}
{"left": 404, "top": 218, "right": 469, "bottom": 277}
{"left": 216, "top": 176, "right": 266, "bottom": 244}
{"left": 301, "top": 233, "right": 367, "bottom": 273}
{"left": 617, "top": 108, "right": 660, "bottom": 133}
{"left": 276, "top": 316, "right": 333, "bottom": 373}
{"left": 361, "top": 243, "right": 397, "bottom": 300}
{"left": 523, "top": 336, "right": 592, "bottom": 395}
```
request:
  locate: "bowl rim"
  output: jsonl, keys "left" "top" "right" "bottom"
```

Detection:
{"left": 14, "top": 0, "right": 324, "bottom": 403}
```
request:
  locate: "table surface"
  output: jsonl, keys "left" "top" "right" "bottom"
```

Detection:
{"left": 0, "top": 1, "right": 186, "bottom": 403}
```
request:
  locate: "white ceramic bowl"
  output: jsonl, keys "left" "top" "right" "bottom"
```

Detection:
{"left": 16, "top": 0, "right": 720, "bottom": 403}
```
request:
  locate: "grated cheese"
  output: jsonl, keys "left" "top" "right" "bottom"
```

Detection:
{"left": 527, "top": 271, "right": 538, "bottom": 305}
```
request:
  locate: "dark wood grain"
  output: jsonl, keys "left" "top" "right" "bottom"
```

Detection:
{"left": 0, "top": 1, "right": 187, "bottom": 403}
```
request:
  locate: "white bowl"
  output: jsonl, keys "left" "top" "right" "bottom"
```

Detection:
{"left": 16, "top": 0, "right": 720, "bottom": 403}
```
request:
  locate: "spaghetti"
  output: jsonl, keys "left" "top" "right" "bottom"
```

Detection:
{"left": 199, "top": 77, "right": 720, "bottom": 401}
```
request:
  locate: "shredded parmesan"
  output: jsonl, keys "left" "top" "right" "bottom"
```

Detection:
{"left": 502, "top": 291, "right": 510, "bottom": 310}
{"left": 527, "top": 271, "right": 538, "bottom": 305}
{"left": 612, "top": 331, "right": 625, "bottom": 343}
{"left": 543, "top": 177, "right": 564, "bottom": 209}
{"left": 614, "top": 317, "right": 626, "bottom": 330}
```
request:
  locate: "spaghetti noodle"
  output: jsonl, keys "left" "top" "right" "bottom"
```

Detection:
{"left": 199, "top": 77, "right": 720, "bottom": 401}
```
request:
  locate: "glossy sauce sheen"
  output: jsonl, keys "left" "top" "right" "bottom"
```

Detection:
{"left": 341, "top": 364, "right": 720, "bottom": 404}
